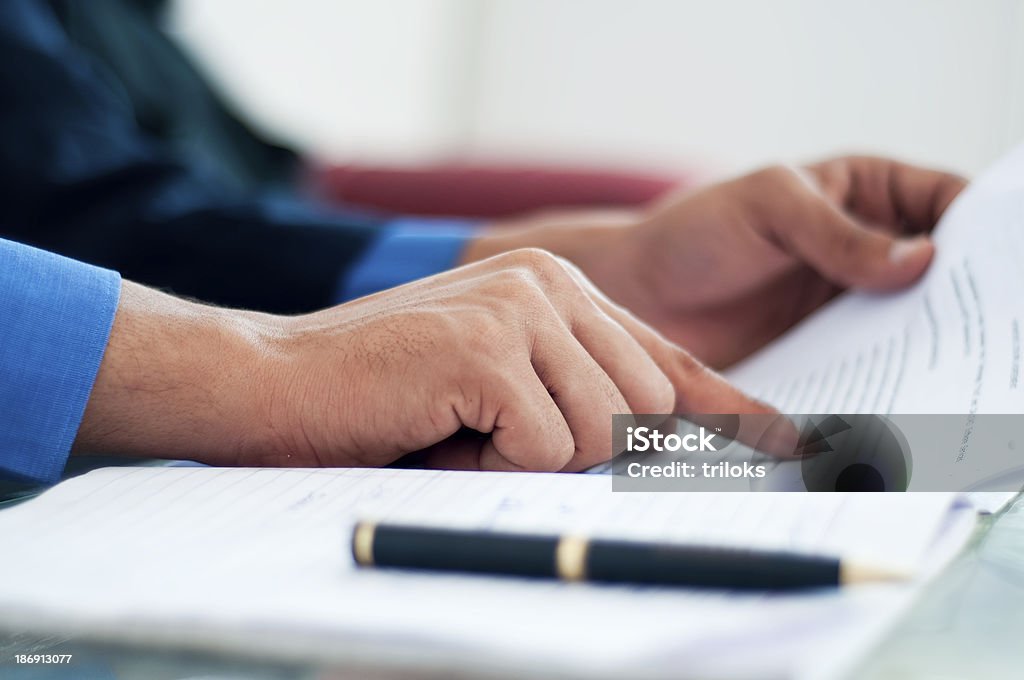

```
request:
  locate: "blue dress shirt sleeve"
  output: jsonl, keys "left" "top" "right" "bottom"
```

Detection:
{"left": 338, "top": 219, "right": 478, "bottom": 302}
{"left": 0, "top": 238, "right": 121, "bottom": 483}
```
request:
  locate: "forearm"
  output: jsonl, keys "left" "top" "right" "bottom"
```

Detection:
{"left": 460, "top": 208, "right": 638, "bottom": 263}
{"left": 74, "top": 281, "right": 278, "bottom": 465}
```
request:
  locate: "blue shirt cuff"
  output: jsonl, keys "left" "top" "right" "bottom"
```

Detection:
{"left": 338, "top": 219, "right": 478, "bottom": 302}
{"left": 0, "top": 239, "right": 121, "bottom": 484}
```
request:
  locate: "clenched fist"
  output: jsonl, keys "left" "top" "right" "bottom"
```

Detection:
{"left": 76, "top": 249, "right": 793, "bottom": 473}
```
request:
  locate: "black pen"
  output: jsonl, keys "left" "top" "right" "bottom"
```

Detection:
{"left": 351, "top": 522, "right": 906, "bottom": 590}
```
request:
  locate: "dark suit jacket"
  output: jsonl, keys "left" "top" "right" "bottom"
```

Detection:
{"left": 0, "top": 0, "right": 384, "bottom": 314}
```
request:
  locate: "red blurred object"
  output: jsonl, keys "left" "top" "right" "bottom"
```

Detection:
{"left": 305, "top": 161, "right": 694, "bottom": 218}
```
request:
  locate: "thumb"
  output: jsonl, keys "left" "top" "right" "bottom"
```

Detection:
{"left": 773, "top": 193, "right": 935, "bottom": 291}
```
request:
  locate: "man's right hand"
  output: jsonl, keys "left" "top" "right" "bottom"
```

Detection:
{"left": 76, "top": 249, "right": 793, "bottom": 472}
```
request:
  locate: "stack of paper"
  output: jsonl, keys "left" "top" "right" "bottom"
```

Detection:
{"left": 0, "top": 467, "right": 980, "bottom": 679}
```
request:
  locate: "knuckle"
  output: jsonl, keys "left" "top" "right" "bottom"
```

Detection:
{"left": 493, "top": 265, "right": 541, "bottom": 297}
{"left": 482, "top": 268, "right": 550, "bottom": 320}
{"left": 498, "top": 273, "right": 557, "bottom": 325}
{"left": 502, "top": 247, "right": 557, "bottom": 270}
{"left": 503, "top": 247, "right": 569, "bottom": 288}
{"left": 490, "top": 252, "right": 582, "bottom": 328}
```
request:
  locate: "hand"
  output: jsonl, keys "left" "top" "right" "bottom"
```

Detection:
{"left": 462, "top": 156, "right": 966, "bottom": 368}
{"left": 76, "top": 250, "right": 793, "bottom": 473}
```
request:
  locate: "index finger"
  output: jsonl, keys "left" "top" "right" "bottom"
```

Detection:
{"left": 561, "top": 264, "right": 800, "bottom": 458}
{"left": 807, "top": 156, "right": 967, "bottom": 234}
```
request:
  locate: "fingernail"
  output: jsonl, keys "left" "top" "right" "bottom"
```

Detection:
{"left": 888, "top": 237, "right": 931, "bottom": 265}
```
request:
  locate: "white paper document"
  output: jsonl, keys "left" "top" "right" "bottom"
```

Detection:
{"left": 720, "top": 143, "right": 1024, "bottom": 507}
{"left": 726, "top": 146, "right": 1024, "bottom": 416}
{"left": 0, "top": 467, "right": 978, "bottom": 680}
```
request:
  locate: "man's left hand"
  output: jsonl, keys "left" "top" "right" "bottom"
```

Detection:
{"left": 461, "top": 156, "right": 966, "bottom": 368}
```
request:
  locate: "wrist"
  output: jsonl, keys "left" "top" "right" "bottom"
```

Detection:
{"left": 459, "top": 208, "right": 640, "bottom": 265}
{"left": 75, "top": 282, "right": 283, "bottom": 466}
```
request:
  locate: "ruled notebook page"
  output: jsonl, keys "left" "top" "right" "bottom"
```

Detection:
{"left": 0, "top": 467, "right": 976, "bottom": 680}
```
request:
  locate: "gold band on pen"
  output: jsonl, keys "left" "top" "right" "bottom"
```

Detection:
{"left": 353, "top": 521, "right": 377, "bottom": 566}
{"left": 555, "top": 535, "right": 589, "bottom": 582}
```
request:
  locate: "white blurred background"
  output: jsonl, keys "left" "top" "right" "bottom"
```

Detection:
{"left": 170, "top": 0, "right": 1024, "bottom": 178}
